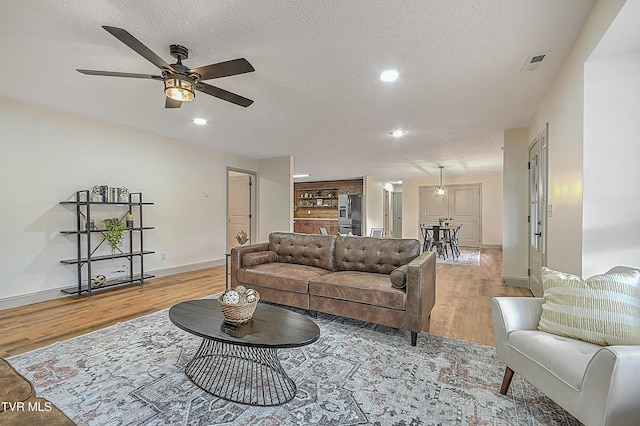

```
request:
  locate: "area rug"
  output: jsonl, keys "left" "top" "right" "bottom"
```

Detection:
{"left": 436, "top": 248, "right": 481, "bottom": 266}
{"left": 8, "top": 306, "right": 579, "bottom": 425}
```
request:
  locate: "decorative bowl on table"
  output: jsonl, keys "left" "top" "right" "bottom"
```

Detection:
{"left": 217, "top": 286, "right": 260, "bottom": 324}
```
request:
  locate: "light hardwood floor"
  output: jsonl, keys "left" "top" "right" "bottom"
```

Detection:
{"left": 0, "top": 248, "right": 531, "bottom": 357}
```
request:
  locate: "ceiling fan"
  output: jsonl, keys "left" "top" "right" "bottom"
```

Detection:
{"left": 77, "top": 26, "right": 255, "bottom": 108}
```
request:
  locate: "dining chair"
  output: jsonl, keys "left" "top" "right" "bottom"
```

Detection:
{"left": 431, "top": 225, "right": 449, "bottom": 258}
{"left": 370, "top": 228, "right": 383, "bottom": 238}
{"left": 448, "top": 224, "right": 463, "bottom": 258}
{"left": 441, "top": 225, "right": 459, "bottom": 259}
{"left": 419, "top": 224, "right": 433, "bottom": 252}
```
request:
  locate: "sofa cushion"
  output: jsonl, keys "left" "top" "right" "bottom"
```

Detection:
{"left": 334, "top": 236, "right": 419, "bottom": 274}
{"left": 309, "top": 271, "right": 406, "bottom": 310}
{"left": 237, "top": 262, "right": 330, "bottom": 294}
{"left": 242, "top": 250, "right": 277, "bottom": 267}
{"left": 538, "top": 267, "right": 640, "bottom": 345}
{"left": 269, "top": 232, "right": 336, "bottom": 271}
{"left": 390, "top": 264, "right": 408, "bottom": 289}
{"left": 508, "top": 329, "right": 602, "bottom": 391}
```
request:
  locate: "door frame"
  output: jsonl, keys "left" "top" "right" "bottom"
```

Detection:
{"left": 528, "top": 124, "right": 549, "bottom": 296}
{"left": 226, "top": 167, "right": 257, "bottom": 252}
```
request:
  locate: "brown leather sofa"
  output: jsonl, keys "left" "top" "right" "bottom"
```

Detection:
{"left": 0, "top": 357, "right": 75, "bottom": 425}
{"left": 230, "top": 232, "right": 436, "bottom": 345}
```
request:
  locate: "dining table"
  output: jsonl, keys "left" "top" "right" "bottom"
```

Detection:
{"left": 424, "top": 224, "right": 456, "bottom": 259}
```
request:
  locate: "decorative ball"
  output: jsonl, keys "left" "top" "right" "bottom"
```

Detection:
{"left": 246, "top": 293, "right": 257, "bottom": 303}
{"left": 235, "top": 285, "right": 247, "bottom": 295}
{"left": 246, "top": 288, "right": 256, "bottom": 297}
{"left": 92, "top": 275, "right": 106, "bottom": 287}
{"left": 222, "top": 290, "right": 240, "bottom": 304}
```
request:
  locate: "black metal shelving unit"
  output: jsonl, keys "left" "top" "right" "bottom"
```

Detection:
{"left": 60, "top": 190, "right": 155, "bottom": 297}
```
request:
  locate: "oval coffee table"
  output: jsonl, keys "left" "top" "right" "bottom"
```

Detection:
{"left": 169, "top": 299, "right": 320, "bottom": 406}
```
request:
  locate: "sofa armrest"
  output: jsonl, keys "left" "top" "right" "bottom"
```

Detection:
{"left": 491, "top": 297, "right": 544, "bottom": 361}
{"left": 580, "top": 345, "right": 640, "bottom": 426}
{"left": 405, "top": 251, "right": 436, "bottom": 335}
{"left": 230, "top": 242, "right": 270, "bottom": 287}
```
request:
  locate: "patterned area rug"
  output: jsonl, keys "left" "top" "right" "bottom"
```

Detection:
{"left": 8, "top": 305, "right": 579, "bottom": 425}
{"left": 436, "top": 248, "right": 481, "bottom": 266}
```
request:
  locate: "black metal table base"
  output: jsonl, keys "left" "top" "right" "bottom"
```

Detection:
{"left": 185, "top": 338, "right": 297, "bottom": 406}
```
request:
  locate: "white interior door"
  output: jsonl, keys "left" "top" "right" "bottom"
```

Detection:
{"left": 383, "top": 190, "right": 390, "bottom": 237}
{"left": 528, "top": 127, "right": 548, "bottom": 296}
{"left": 448, "top": 186, "right": 480, "bottom": 247}
{"left": 419, "top": 188, "right": 447, "bottom": 225}
{"left": 391, "top": 192, "right": 403, "bottom": 237}
{"left": 227, "top": 172, "right": 252, "bottom": 252}
{"left": 419, "top": 184, "right": 481, "bottom": 247}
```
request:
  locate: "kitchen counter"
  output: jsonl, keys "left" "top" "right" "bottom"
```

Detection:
{"left": 293, "top": 219, "right": 338, "bottom": 234}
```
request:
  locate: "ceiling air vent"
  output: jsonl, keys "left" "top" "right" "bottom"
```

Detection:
{"left": 521, "top": 52, "right": 549, "bottom": 72}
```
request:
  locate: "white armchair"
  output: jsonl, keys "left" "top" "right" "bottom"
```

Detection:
{"left": 491, "top": 267, "right": 640, "bottom": 426}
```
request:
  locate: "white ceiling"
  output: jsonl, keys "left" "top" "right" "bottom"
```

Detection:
{"left": 0, "top": 0, "right": 595, "bottom": 182}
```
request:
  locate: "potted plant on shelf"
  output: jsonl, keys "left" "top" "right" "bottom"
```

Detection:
{"left": 235, "top": 229, "right": 249, "bottom": 246}
{"left": 103, "top": 218, "right": 127, "bottom": 255}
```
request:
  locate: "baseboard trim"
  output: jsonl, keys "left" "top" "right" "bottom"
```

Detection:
{"left": 151, "top": 259, "right": 225, "bottom": 278}
{"left": 481, "top": 244, "right": 503, "bottom": 249}
{"left": 0, "top": 288, "right": 70, "bottom": 311}
{"left": 0, "top": 259, "right": 226, "bottom": 310}
{"left": 501, "top": 276, "right": 529, "bottom": 288}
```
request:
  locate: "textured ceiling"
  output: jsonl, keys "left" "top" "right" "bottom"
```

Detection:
{"left": 0, "top": 0, "right": 595, "bottom": 182}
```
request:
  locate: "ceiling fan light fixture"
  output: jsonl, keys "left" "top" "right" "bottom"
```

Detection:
{"left": 164, "top": 76, "right": 195, "bottom": 102}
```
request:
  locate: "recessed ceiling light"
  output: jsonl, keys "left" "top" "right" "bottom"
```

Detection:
{"left": 390, "top": 129, "right": 406, "bottom": 138}
{"left": 380, "top": 69, "right": 399, "bottom": 82}
{"left": 293, "top": 173, "right": 310, "bottom": 178}
{"left": 193, "top": 118, "right": 207, "bottom": 125}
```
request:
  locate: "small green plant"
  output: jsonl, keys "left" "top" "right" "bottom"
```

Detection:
{"left": 103, "top": 218, "right": 127, "bottom": 254}
{"left": 235, "top": 229, "right": 249, "bottom": 245}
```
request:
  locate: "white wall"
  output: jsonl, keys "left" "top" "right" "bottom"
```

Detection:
{"left": 364, "top": 176, "right": 385, "bottom": 235}
{"left": 403, "top": 172, "right": 503, "bottom": 246}
{"left": 257, "top": 156, "right": 294, "bottom": 240}
{"left": 0, "top": 98, "right": 292, "bottom": 308}
{"left": 502, "top": 128, "right": 530, "bottom": 282}
{"left": 583, "top": 51, "right": 640, "bottom": 276}
{"left": 527, "top": 0, "right": 626, "bottom": 275}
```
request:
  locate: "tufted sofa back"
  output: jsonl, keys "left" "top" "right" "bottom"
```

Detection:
{"left": 269, "top": 232, "right": 336, "bottom": 271}
{"left": 334, "top": 236, "right": 420, "bottom": 274}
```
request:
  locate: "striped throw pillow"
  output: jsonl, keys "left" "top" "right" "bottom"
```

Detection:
{"left": 538, "top": 267, "right": 640, "bottom": 345}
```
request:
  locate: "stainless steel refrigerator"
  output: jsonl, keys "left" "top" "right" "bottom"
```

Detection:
{"left": 338, "top": 194, "right": 362, "bottom": 236}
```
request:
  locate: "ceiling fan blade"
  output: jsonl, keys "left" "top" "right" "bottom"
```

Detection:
{"left": 195, "top": 82, "right": 254, "bottom": 107}
{"left": 190, "top": 58, "right": 255, "bottom": 81}
{"left": 102, "top": 26, "right": 175, "bottom": 73}
{"left": 165, "top": 97, "right": 182, "bottom": 109}
{"left": 76, "top": 69, "right": 163, "bottom": 80}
